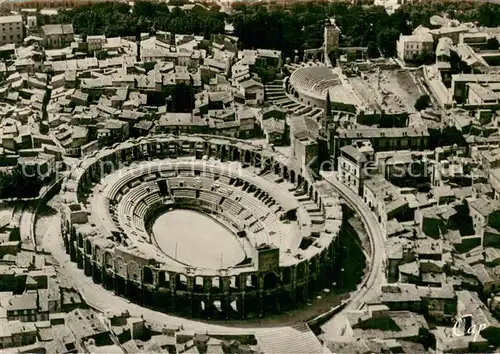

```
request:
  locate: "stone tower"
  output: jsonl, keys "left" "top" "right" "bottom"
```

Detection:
{"left": 324, "top": 18, "right": 340, "bottom": 56}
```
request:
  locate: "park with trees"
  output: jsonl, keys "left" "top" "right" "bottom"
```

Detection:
{"left": 48, "top": 1, "right": 500, "bottom": 59}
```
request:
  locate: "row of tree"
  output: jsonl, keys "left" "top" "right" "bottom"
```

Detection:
{"left": 50, "top": 1, "right": 500, "bottom": 59}
{"left": 0, "top": 165, "right": 44, "bottom": 199}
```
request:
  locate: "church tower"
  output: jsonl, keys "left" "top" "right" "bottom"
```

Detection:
{"left": 324, "top": 18, "right": 340, "bottom": 59}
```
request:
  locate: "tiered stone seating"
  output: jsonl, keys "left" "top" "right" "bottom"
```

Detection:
{"left": 106, "top": 172, "right": 138, "bottom": 202}
{"left": 142, "top": 174, "right": 158, "bottom": 183}
{"left": 281, "top": 101, "right": 301, "bottom": 110}
{"left": 314, "top": 78, "right": 341, "bottom": 93}
{"left": 309, "top": 108, "right": 324, "bottom": 120}
{"left": 200, "top": 179, "right": 214, "bottom": 191}
{"left": 172, "top": 189, "right": 197, "bottom": 198}
{"left": 222, "top": 199, "right": 243, "bottom": 216}
{"left": 168, "top": 179, "right": 182, "bottom": 188}
{"left": 133, "top": 214, "right": 145, "bottom": 232}
{"left": 217, "top": 187, "right": 232, "bottom": 198}
{"left": 95, "top": 158, "right": 318, "bottom": 257}
{"left": 159, "top": 170, "right": 177, "bottom": 178}
{"left": 199, "top": 191, "right": 222, "bottom": 205}
{"left": 129, "top": 179, "right": 141, "bottom": 188}
{"left": 201, "top": 172, "right": 214, "bottom": 179}
{"left": 218, "top": 175, "right": 231, "bottom": 185}
{"left": 294, "top": 106, "right": 313, "bottom": 115}
{"left": 250, "top": 223, "right": 264, "bottom": 233}
{"left": 179, "top": 171, "right": 195, "bottom": 177}
{"left": 134, "top": 201, "right": 149, "bottom": 219}
{"left": 143, "top": 193, "right": 161, "bottom": 206}
{"left": 222, "top": 212, "right": 245, "bottom": 230}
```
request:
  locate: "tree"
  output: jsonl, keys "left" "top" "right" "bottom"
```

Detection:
{"left": 414, "top": 94, "right": 431, "bottom": 111}
{"left": 209, "top": 3, "right": 221, "bottom": 12}
{"left": 0, "top": 165, "right": 44, "bottom": 199}
{"left": 486, "top": 37, "right": 500, "bottom": 50}
{"left": 367, "top": 41, "right": 379, "bottom": 59}
{"left": 51, "top": 1, "right": 500, "bottom": 62}
{"left": 377, "top": 28, "right": 400, "bottom": 57}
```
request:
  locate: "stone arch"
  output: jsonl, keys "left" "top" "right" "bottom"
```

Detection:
{"left": 263, "top": 272, "right": 278, "bottom": 290}
{"left": 232, "top": 148, "right": 240, "bottom": 161}
{"left": 245, "top": 274, "right": 259, "bottom": 290}
{"left": 181, "top": 141, "right": 189, "bottom": 155}
{"left": 143, "top": 267, "right": 154, "bottom": 284}
{"left": 176, "top": 274, "right": 188, "bottom": 291}
{"left": 229, "top": 276, "right": 238, "bottom": 291}
{"left": 296, "top": 262, "right": 306, "bottom": 280}
{"left": 84, "top": 239, "right": 92, "bottom": 255}
{"left": 94, "top": 245, "right": 102, "bottom": 263}
{"left": 296, "top": 285, "right": 305, "bottom": 303}
{"left": 220, "top": 145, "right": 227, "bottom": 161}
{"left": 210, "top": 143, "right": 218, "bottom": 156}
{"left": 283, "top": 165, "right": 289, "bottom": 181}
{"left": 290, "top": 170, "right": 296, "bottom": 184}
{"left": 114, "top": 257, "right": 126, "bottom": 277}
{"left": 194, "top": 276, "right": 204, "bottom": 292}
{"left": 63, "top": 220, "right": 69, "bottom": 236}
{"left": 282, "top": 267, "right": 292, "bottom": 284}
{"left": 212, "top": 276, "right": 221, "bottom": 292}
{"left": 229, "top": 297, "right": 239, "bottom": 313}
{"left": 273, "top": 162, "right": 280, "bottom": 175}
{"left": 244, "top": 150, "right": 251, "bottom": 164}
{"left": 255, "top": 153, "right": 262, "bottom": 168}
{"left": 127, "top": 261, "right": 141, "bottom": 281}
{"left": 158, "top": 271, "right": 170, "bottom": 287}
{"left": 77, "top": 232, "right": 83, "bottom": 248}
{"left": 104, "top": 251, "right": 113, "bottom": 269}
{"left": 321, "top": 250, "right": 329, "bottom": 264}
{"left": 309, "top": 258, "right": 317, "bottom": 275}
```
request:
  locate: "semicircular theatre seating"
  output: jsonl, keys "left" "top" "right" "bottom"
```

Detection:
{"left": 290, "top": 66, "right": 338, "bottom": 94}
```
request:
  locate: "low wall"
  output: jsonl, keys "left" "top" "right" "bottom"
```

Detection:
{"left": 423, "top": 65, "right": 451, "bottom": 109}
{"left": 306, "top": 301, "right": 347, "bottom": 332}
{"left": 31, "top": 175, "right": 65, "bottom": 248}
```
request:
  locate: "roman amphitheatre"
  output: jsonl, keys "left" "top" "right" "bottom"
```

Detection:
{"left": 58, "top": 134, "right": 348, "bottom": 320}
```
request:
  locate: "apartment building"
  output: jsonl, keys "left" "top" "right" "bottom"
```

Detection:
{"left": 396, "top": 33, "right": 434, "bottom": 62}
{"left": 338, "top": 140, "right": 374, "bottom": 196}
{"left": 0, "top": 15, "right": 23, "bottom": 46}
{"left": 41, "top": 24, "right": 74, "bottom": 49}
{"left": 332, "top": 126, "right": 430, "bottom": 159}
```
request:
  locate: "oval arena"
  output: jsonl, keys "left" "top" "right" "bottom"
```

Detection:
{"left": 60, "top": 135, "right": 344, "bottom": 320}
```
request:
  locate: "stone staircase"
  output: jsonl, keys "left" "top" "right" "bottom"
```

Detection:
{"left": 256, "top": 323, "right": 327, "bottom": 354}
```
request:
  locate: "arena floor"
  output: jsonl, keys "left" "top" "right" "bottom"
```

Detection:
{"left": 151, "top": 210, "right": 246, "bottom": 269}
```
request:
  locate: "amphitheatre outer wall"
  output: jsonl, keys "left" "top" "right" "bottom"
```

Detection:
{"left": 59, "top": 135, "right": 345, "bottom": 320}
